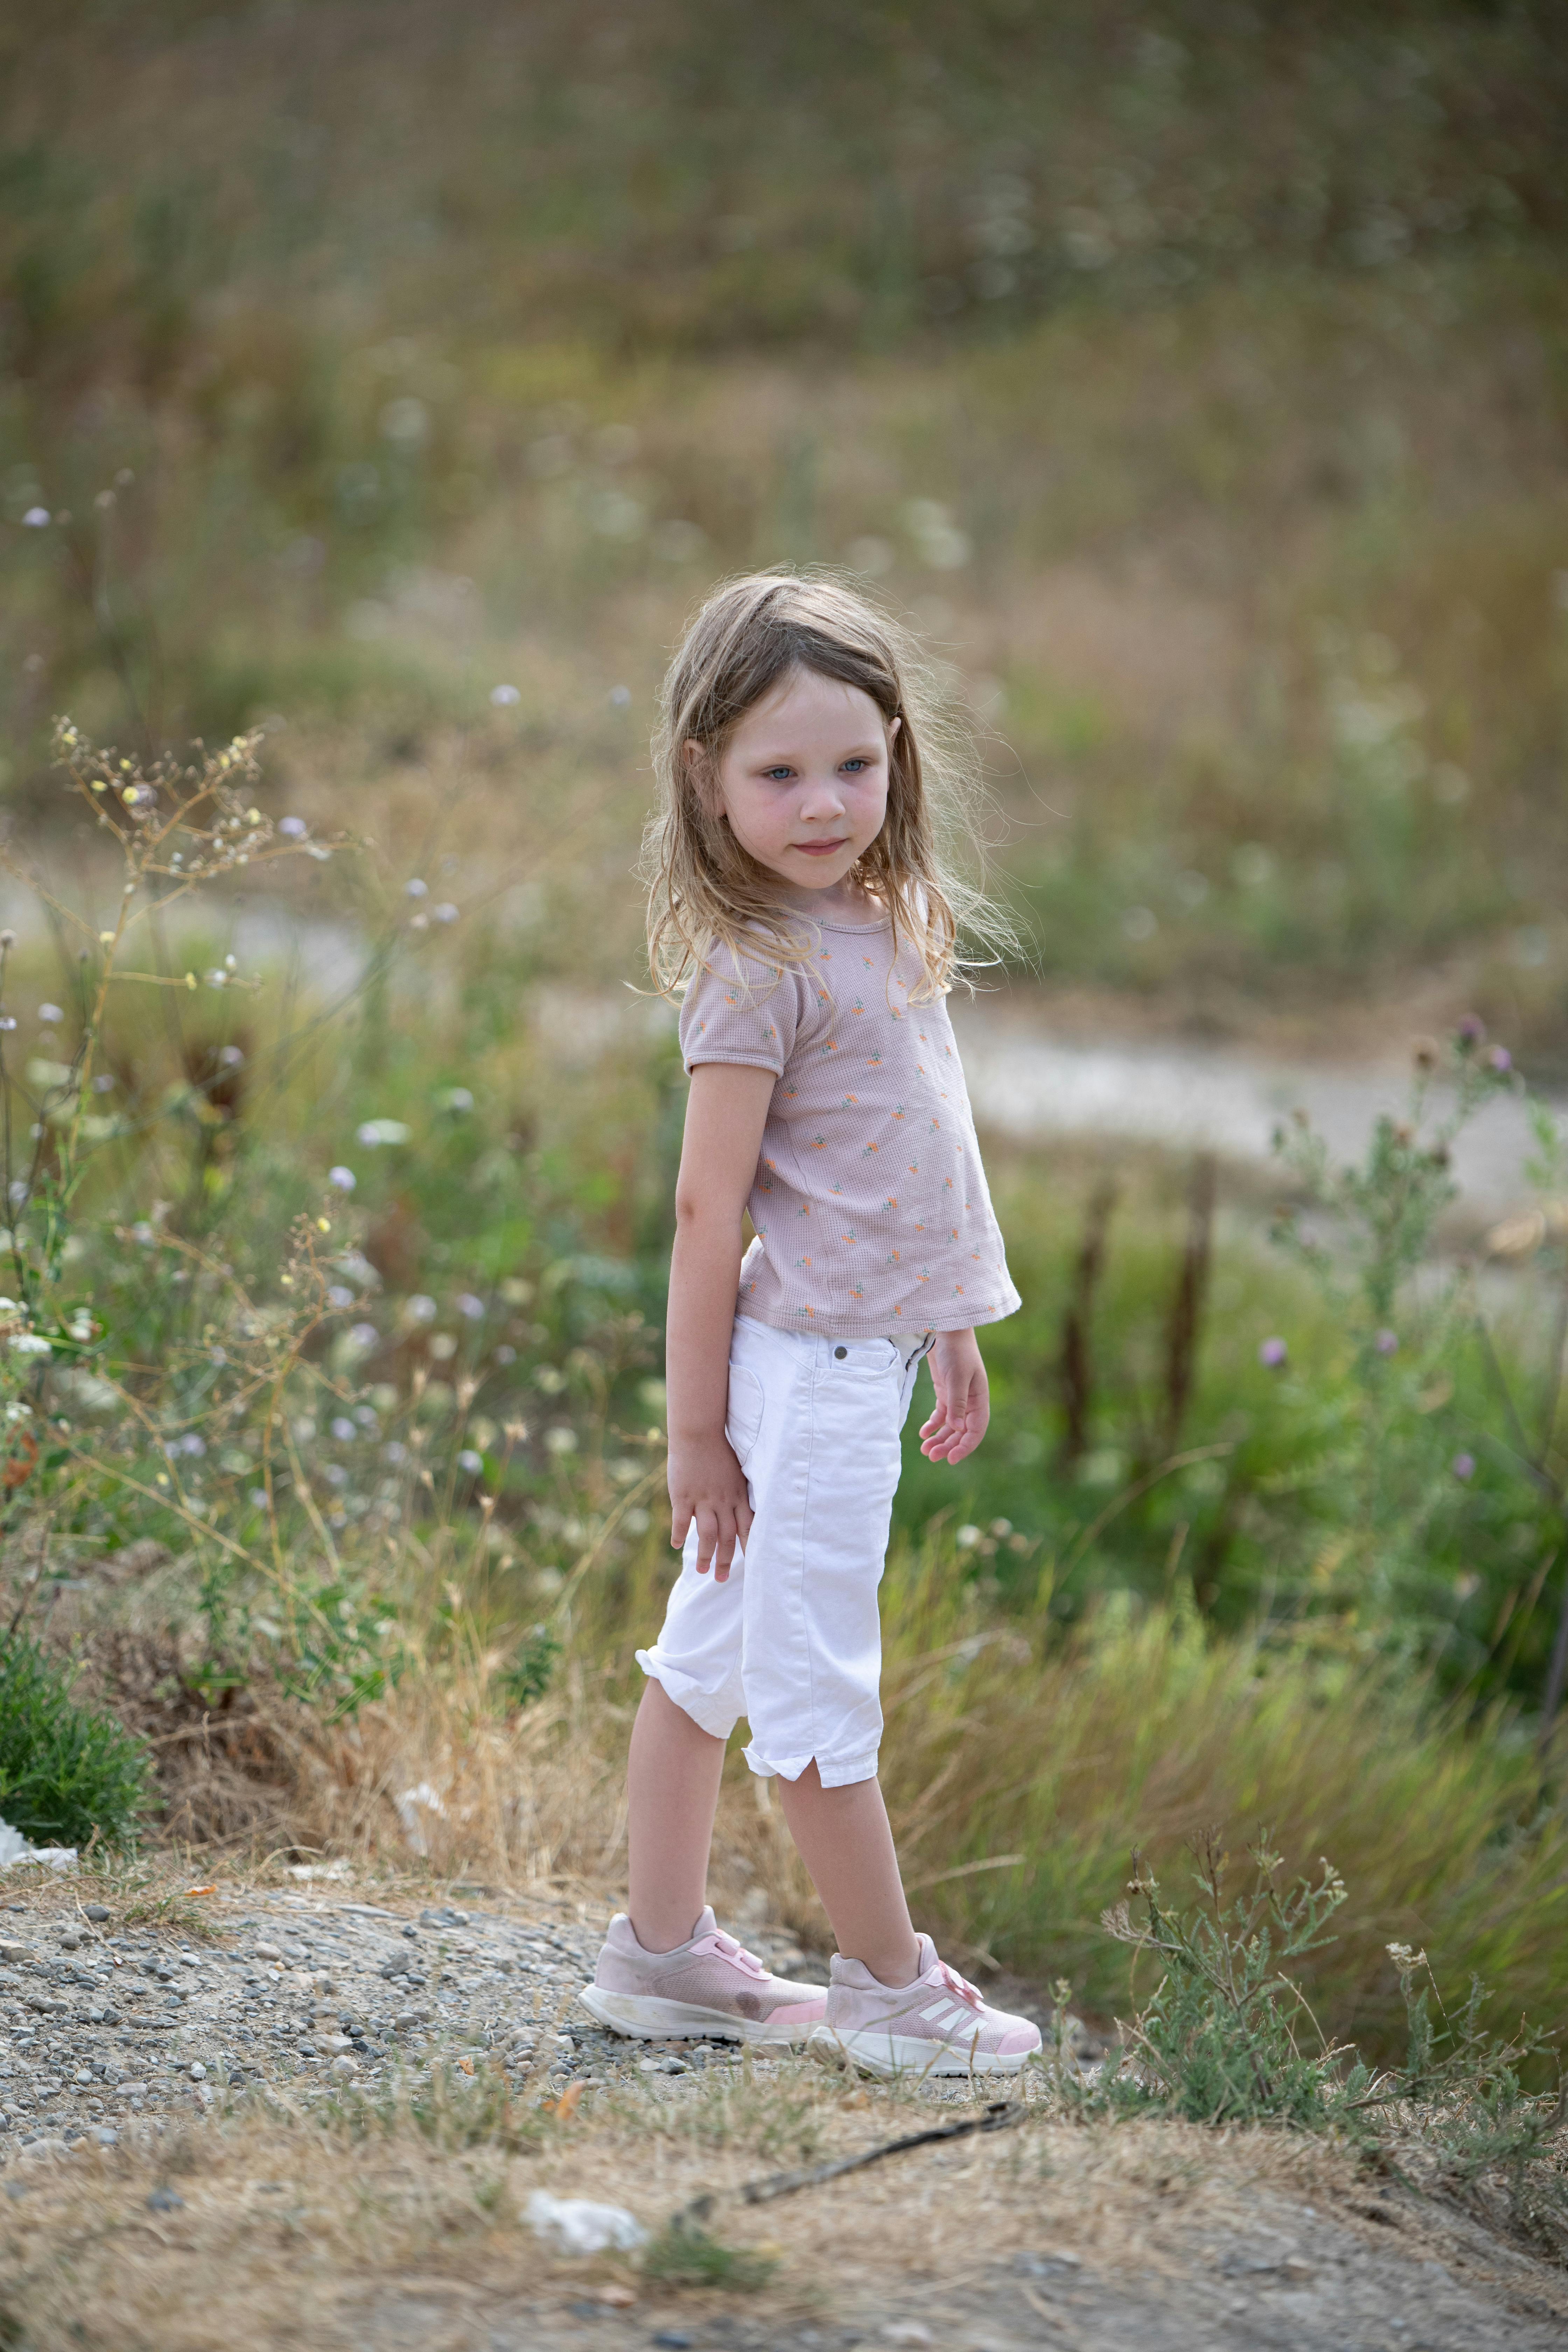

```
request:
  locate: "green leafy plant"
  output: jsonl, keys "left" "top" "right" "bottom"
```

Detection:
{"left": 1097, "top": 1830, "right": 1355, "bottom": 2126}
{"left": 1073, "top": 1831, "right": 1568, "bottom": 2253}
{"left": 499, "top": 1622, "right": 560, "bottom": 1710}
{"left": 0, "top": 1633, "right": 150, "bottom": 1847}
{"left": 641, "top": 2208, "right": 777, "bottom": 2291}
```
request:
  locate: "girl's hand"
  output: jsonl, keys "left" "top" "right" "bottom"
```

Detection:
{"left": 919, "top": 1329, "right": 989, "bottom": 1465}
{"left": 669, "top": 1434, "right": 754, "bottom": 1582}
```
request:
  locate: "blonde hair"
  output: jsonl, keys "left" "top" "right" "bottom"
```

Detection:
{"left": 642, "top": 569, "right": 1014, "bottom": 1004}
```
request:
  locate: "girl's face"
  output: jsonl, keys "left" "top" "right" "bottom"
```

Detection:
{"left": 693, "top": 667, "right": 897, "bottom": 906}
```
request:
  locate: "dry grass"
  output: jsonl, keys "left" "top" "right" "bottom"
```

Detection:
{"left": 93, "top": 1549, "right": 1565, "bottom": 2056}
{"left": 10, "top": 2056, "right": 1561, "bottom": 2352}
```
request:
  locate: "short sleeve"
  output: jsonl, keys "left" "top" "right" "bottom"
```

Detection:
{"left": 678, "top": 943, "right": 802, "bottom": 1078}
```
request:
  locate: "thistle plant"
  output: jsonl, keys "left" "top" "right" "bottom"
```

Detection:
{"left": 1265, "top": 1026, "right": 1561, "bottom": 1679}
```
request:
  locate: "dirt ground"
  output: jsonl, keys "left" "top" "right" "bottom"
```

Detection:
{"left": 2, "top": 1869, "right": 1566, "bottom": 2352}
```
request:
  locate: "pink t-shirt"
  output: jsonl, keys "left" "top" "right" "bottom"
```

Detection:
{"left": 678, "top": 916, "right": 1021, "bottom": 1338}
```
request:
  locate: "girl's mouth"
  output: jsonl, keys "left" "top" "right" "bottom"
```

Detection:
{"left": 792, "top": 838, "right": 848, "bottom": 858}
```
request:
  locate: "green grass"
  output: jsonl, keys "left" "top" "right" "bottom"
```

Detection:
{"left": 0, "top": 1634, "right": 150, "bottom": 1849}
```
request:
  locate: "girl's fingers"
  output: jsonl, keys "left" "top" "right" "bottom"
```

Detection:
{"left": 670, "top": 1499, "right": 692, "bottom": 1550}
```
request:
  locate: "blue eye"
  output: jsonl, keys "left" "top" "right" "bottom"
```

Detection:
{"left": 763, "top": 766, "right": 793, "bottom": 782}
{"left": 841, "top": 759, "right": 868, "bottom": 774}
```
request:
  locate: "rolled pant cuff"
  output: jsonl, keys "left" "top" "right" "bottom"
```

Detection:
{"left": 635, "top": 1648, "right": 741, "bottom": 1743}
{"left": 743, "top": 1742, "right": 881, "bottom": 1789}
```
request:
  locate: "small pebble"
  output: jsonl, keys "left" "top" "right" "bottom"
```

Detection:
{"left": 188, "top": 2064, "right": 206, "bottom": 2082}
{"left": 84, "top": 1905, "right": 110, "bottom": 1923}
{"left": 652, "top": 2335, "right": 693, "bottom": 2350}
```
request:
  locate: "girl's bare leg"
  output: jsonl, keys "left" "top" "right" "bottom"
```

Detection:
{"left": 625, "top": 1678, "right": 727, "bottom": 1952}
{"left": 776, "top": 1763, "right": 920, "bottom": 1986}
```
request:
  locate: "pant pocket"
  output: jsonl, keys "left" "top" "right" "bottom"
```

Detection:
{"left": 724, "top": 1361, "right": 765, "bottom": 1465}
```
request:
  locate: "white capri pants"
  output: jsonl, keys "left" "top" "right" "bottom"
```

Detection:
{"left": 637, "top": 1316, "right": 933, "bottom": 1788}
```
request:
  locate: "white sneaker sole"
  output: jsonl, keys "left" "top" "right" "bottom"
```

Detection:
{"left": 806, "top": 2023, "right": 1037, "bottom": 2079}
{"left": 577, "top": 1984, "right": 819, "bottom": 2047}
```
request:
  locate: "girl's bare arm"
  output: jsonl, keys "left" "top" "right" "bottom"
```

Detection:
{"left": 667, "top": 1061, "right": 776, "bottom": 1581}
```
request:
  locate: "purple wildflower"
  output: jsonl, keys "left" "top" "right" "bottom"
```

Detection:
{"left": 1451, "top": 1452, "right": 1476, "bottom": 1481}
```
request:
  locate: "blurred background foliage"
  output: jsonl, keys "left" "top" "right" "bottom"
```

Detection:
{"left": 3, "top": 0, "right": 1566, "bottom": 1032}
{"left": 2, "top": 1, "right": 1568, "bottom": 2041}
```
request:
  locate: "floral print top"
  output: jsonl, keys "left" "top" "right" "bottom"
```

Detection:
{"left": 679, "top": 916, "right": 1021, "bottom": 1338}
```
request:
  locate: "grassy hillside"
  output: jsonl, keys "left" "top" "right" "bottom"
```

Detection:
{"left": 3, "top": 1, "right": 1567, "bottom": 1043}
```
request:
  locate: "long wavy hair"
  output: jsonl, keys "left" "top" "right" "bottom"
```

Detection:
{"left": 642, "top": 570, "right": 1015, "bottom": 1005}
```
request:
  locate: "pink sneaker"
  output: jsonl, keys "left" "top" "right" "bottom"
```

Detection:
{"left": 808, "top": 1935, "right": 1042, "bottom": 2078}
{"left": 580, "top": 1907, "right": 828, "bottom": 2046}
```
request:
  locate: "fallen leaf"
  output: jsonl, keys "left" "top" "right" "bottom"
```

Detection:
{"left": 544, "top": 2081, "right": 586, "bottom": 2121}
{"left": 593, "top": 2285, "right": 636, "bottom": 2308}
{"left": 185, "top": 1885, "right": 217, "bottom": 1897}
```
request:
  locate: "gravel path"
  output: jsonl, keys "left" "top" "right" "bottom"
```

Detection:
{"left": 4, "top": 1879, "right": 1566, "bottom": 2350}
{"left": 0, "top": 1878, "right": 832, "bottom": 2156}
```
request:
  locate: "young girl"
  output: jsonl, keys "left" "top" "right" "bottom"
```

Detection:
{"left": 580, "top": 572, "right": 1040, "bottom": 2077}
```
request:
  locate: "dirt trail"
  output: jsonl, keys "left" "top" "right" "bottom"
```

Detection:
{"left": 2, "top": 1875, "right": 1565, "bottom": 2352}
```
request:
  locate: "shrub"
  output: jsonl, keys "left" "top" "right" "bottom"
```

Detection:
{"left": 0, "top": 1635, "right": 152, "bottom": 1849}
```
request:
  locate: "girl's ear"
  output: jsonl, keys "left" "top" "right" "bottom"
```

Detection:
{"left": 684, "top": 738, "right": 727, "bottom": 820}
{"left": 888, "top": 714, "right": 902, "bottom": 743}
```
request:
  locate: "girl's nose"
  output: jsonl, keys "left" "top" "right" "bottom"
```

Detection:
{"left": 797, "top": 773, "right": 846, "bottom": 817}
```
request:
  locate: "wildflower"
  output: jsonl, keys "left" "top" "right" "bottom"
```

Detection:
{"left": 4, "top": 1401, "right": 28, "bottom": 1423}
{"left": 490, "top": 684, "right": 521, "bottom": 707}
{"left": 455, "top": 1292, "right": 485, "bottom": 1321}
{"left": 1455, "top": 1015, "right": 1485, "bottom": 1049}
{"left": 457, "top": 1449, "right": 484, "bottom": 1474}
{"left": 219, "top": 1044, "right": 244, "bottom": 1067}
{"left": 608, "top": 684, "right": 632, "bottom": 709}
{"left": 1451, "top": 1452, "right": 1476, "bottom": 1481}
{"left": 1375, "top": 1328, "right": 1399, "bottom": 1354}
{"left": 348, "top": 1323, "right": 379, "bottom": 1351}
{"left": 433, "top": 902, "right": 459, "bottom": 924}
{"left": 21, "top": 507, "right": 49, "bottom": 526}
{"left": 356, "top": 1119, "right": 411, "bottom": 1147}
{"left": 440, "top": 1087, "right": 474, "bottom": 1113}
{"left": 405, "top": 1295, "right": 437, "bottom": 1324}
{"left": 955, "top": 1524, "right": 981, "bottom": 1551}
{"left": 9, "top": 1334, "right": 51, "bottom": 1358}
{"left": 1488, "top": 1046, "right": 1512, "bottom": 1073}
{"left": 331, "top": 1416, "right": 356, "bottom": 1442}
{"left": 405, "top": 878, "right": 429, "bottom": 900}
{"left": 5, "top": 1183, "right": 23, "bottom": 1207}
{"left": 383, "top": 1442, "right": 407, "bottom": 1465}
{"left": 38, "top": 1004, "right": 62, "bottom": 1025}
{"left": 279, "top": 816, "right": 307, "bottom": 839}
{"left": 0, "top": 1019, "right": 14, "bottom": 1033}
{"left": 545, "top": 1426, "right": 578, "bottom": 1455}
{"left": 1259, "top": 1336, "right": 1288, "bottom": 1368}
{"left": 328, "top": 1165, "right": 357, "bottom": 1191}
{"left": 177, "top": 1432, "right": 206, "bottom": 1457}
{"left": 326, "top": 1285, "right": 355, "bottom": 1310}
